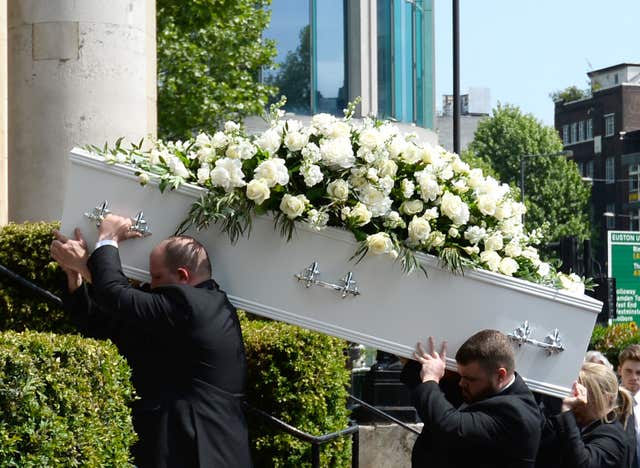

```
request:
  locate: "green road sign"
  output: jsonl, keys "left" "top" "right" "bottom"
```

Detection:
{"left": 608, "top": 231, "right": 640, "bottom": 325}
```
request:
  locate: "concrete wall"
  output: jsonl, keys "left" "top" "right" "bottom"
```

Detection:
{"left": 358, "top": 423, "right": 421, "bottom": 468}
{"left": 7, "top": 0, "right": 156, "bottom": 223}
{"left": 0, "top": 0, "right": 7, "bottom": 224}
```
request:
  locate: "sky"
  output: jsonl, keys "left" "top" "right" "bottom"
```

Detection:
{"left": 434, "top": 0, "right": 640, "bottom": 126}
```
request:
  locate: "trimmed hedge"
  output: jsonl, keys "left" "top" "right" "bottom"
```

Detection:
{"left": 590, "top": 321, "right": 640, "bottom": 368}
{"left": 241, "top": 313, "right": 351, "bottom": 467}
{"left": 0, "top": 330, "right": 136, "bottom": 466}
{"left": 0, "top": 222, "right": 73, "bottom": 333}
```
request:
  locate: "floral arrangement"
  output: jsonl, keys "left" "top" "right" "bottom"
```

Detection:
{"left": 87, "top": 102, "right": 586, "bottom": 295}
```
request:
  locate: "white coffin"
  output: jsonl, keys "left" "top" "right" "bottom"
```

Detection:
{"left": 61, "top": 148, "right": 602, "bottom": 398}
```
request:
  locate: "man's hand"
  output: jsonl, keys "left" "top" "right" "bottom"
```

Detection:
{"left": 98, "top": 214, "right": 143, "bottom": 243}
{"left": 414, "top": 337, "right": 448, "bottom": 384}
{"left": 561, "top": 381, "right": 588, "bottom": 413}
{"left": 51, "top": 228, "right": 92, "bottom": 282}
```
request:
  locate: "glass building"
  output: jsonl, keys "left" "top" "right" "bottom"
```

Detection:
{"left": 263, "top": 0, "right": 435, "bottom": 129}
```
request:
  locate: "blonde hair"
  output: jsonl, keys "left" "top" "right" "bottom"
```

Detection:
{"left": 579, "top": 362, "right": 633, "bottom": 428}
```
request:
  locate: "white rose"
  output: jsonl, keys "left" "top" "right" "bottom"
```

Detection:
{"left": 279, "top": 194, "right": 308, "bottom": 219}
{"left": 427, "top": 231, "right": 446, "bottom": 248}
{"left": 452, "top": 179, "right": 469, "bottom": 193}
{"left": 484, "top": 232, "right": 504, "bottom": 252}
{"left": 423, "top": 207, "right": 439, "bottom": 221}
{"left": 401, "top": 144, "right": 422, "bottom": 164}
{"left": 366, "top": 167, "right": 379, "bottom": 182}
{"left": 210, "top": 157, "right": 246, "bottom": 192}
{"left": 327, "top": 121, "right": 351, "bottom": 139}
{"left": 246, "top": 179, "right": 271, "bottom": 205}
{"left": 448, "top": 227, "right": 459, "bottom": 238}
{"left": 168, "top": 157, "right": 190, "bottom": 179}
{"left": 366, "top": 232, "right": 394, "bottom": 255}
{"left": 211, "top": 131, "right": 229, "bottom": 149}
{"left": 285, "top": 131, "right": 309, "bottom": 152}
{"left": 440, "top": 192, "right": 470, "bottom": 225}
{"left": 400, "top": 199, "right": 424, "bottom": 216}
{"left": 420, "top": 144, "right": 440, "bottom": 164}
{"left": 197, "top": 164, "right": 211, "bottom": 184}
{"left": 311, "top": 113, "right": 336, "bottom": 136}
{"left": 463, "top": 245, "right": 480, "bottom": 256}
{"left": 320, "top": 137, "right": 355, "bottom": 169}
{"left": 408, "top": 216, "right": 432, "bottom": 243}
{"left": 195, "top": 132, "right": 211, "bottom": 148}
{"left": 504, "top": 242, "right": 522, "bottom": 258}
{"left": 415, "top": 170, "right": 441, "bottom": 201}
{"left": 467, "top": 168, "right": 484, "bottom": 189}
{"left": 522, "top": 246, "right": 540, "bottom": 262}
{"left": 401, "top": 179, "right": 415, "bottom": 199}
{"left": 452, "top": 157, "right": 470, "bottom": 174}
{"left": 494, "top": 202, "right": 513, "bottom": 221}
{"left": 537, "top": 262, "right": 551, "bottom": 277}
{"left": 301, "top": 164, "right": 324, "bottom": 187}
{"left": 224, "top": 121, "right": 240, "bottom": 133}
{"left": 342, "top": 202, "right": 372, "bottom": 227}
{"left": 327, "top": 179, "right": 350, "bottom": 201}
{"left": 464, "top": 226, "right": 487, "bottom": 245}
{"left": 226, "top": 138, "right": 256, "bottom": 160}
{"left": 477, "top": 194, "right": 498, "bottom": 216}
{"left": 301, "top": 142, "right": 322, "bottom": 163}
{"left": 498, "top": 257, "right": 519, "bottom": 276}
{"left": 384, "top": 211, "right": 406, "bottom": 229}
{"left": 138, "top": 172, "right": 150, "bottom": 186}
{"left": 480, "top": 250, "right": 501, "bottom": 272}
{"left": 254, "top": 158, "right": 290, "bottom": 187}
{"left": 388, "top": 136, "right": 408, "bottom": 160}
{"left": 255, "top": 129, "right": 282, "bottom": 155}
{"left": 558, "top": 273, "right": 585, "bottom": 296}
{"left": 378, "top": 159, "right": 398, "bottom": 178}
{"left": 359, "top": 128, "right": 384, "bottom": 150}
{"left": 149, "top": 148, "right": 162, "bottom": 165}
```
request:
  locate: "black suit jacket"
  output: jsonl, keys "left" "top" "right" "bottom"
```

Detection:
{"left": 67, "top": 245, "right": 251, "bottom": 468}
{"left": 537, "top": 410, "right": 632, "bottom": 468}
{"left": 402, "top": 360, "right": 542, "bottom": 468}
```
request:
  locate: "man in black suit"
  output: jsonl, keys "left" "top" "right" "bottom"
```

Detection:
{"left": 401, "top": 330, "right": 542, "bottom": 468}
{"left": 51, "top": 214, "right": 252, "bottom": 468}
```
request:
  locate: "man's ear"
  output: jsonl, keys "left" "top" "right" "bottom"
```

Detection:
{"left": 497, "top": 367, "right": 508, "bottom": 382}
{"left": 176, "top": 267, "right": 191, "bottom": 284}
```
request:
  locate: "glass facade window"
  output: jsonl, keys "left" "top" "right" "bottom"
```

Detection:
{"left": 605, "top": 156, "right": 615, "bottom": 183}
{"left": 586, "top": 160, "right": 594, "bottom": 179}
{"left": 586, "top": 119, "right": 593, "bottom": 139}
{"left": 377, "top": 0, "right": 393, "bottom": 119}
{"left": 571, "top": 123, "right": 577, "bottom": 143}
{"left": 562, "top": 125, "right": 569, "bottom": 144}
{"left": 604, "top": 113, "right": 615, "bottom": 137}
{"left": 264, "top": 0, "right": 312, "bottom": 115}
{"left": 606, "top": 203, "right": 616, "bottom": 229}
{"left": 578, "top": 120, "right": 585, "bottom": 141}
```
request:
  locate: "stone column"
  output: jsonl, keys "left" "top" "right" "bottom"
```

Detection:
{"left": 0, "top": 0, "right": 8, "bottom": 225}
{"left": 7, "top": 0, "right": 156, "bottom": 222}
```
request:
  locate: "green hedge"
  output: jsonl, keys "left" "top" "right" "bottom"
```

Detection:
{"left": 0, "top": 222, "right": 73, "bottom": 333}
{"left": 590, "top": 321, "right": 640, "bottom": 368}
{"left": 0, "top": 330, "right": 136, "bottom": 466}
{"left": 241, "top": 313, "right": 351, "bottom": 467}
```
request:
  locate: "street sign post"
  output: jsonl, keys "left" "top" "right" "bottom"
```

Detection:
{"left": 608, "top": 231, "right": 640, "bottom": 325}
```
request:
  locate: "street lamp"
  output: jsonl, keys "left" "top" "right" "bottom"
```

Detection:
{"left": 519, "top": 150, "right": 573, "bottom": 203}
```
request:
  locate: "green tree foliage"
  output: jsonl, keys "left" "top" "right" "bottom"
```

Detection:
{"left": 157, "top": 0, "right": 278, "bottom": 139}
{"left": 549, "top": 85, "right": 589, "bottom": 103}
{"left": 467, "top": 104, "right": 591, "bottom": 242}
{"left": 265, "top": 25, "right": 311, "bottom": 114}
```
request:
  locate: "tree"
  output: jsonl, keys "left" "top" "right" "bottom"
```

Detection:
{"left": 549, "top": 85, "right": 589, "bottom": 103}
{"left": 466, "top": 104, "right": 591, "bottom": 243}
{"left": 157, "top": 0, "right": 277, "bottom": 139}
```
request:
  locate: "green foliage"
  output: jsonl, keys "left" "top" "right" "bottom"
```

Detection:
{"left": 0, "top": 222, "right": 73, "bottom": 333}
{"left": 590, "top": 322, "right": 640, "bottom": 368}
{"left": 549, "top": 85, "right": 589, "bottom": 103}
{"left": 157, "top": 0, "right": 278, "bottom": 139}
{"left": 0, "top": 330, "right": 136, "bottom": 466}
{"left": 240, "top": 314, "right": 351, "bottom": 467}
{"left": 467, "top": 104, "right": 591, "bottom": 243}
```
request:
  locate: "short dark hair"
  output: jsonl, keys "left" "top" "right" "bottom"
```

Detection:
{"left": 455, "top": 329, "right": 515, "bottom": 374}
{"left": 162, "top": 236, "right": 211, "bottom": 279}
{"left": 619, "top": 344, "right": 640, "bottom": 368}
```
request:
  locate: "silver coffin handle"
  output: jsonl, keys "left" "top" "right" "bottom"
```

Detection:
{"left": 294, "top": 262, "right": 360, "bottom": 298}
{"left": 84, "top": 201, "right": 152, "bottom": 236}
{"left": 507, "top": 321, "right": 564, "bottom": 355}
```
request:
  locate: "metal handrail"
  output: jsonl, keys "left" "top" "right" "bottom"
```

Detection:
{"left": 244, "top": 402, "right": 360, "bottom": 468}
{"left": 347, "top": 394, "right": 421, "bottom": 435}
